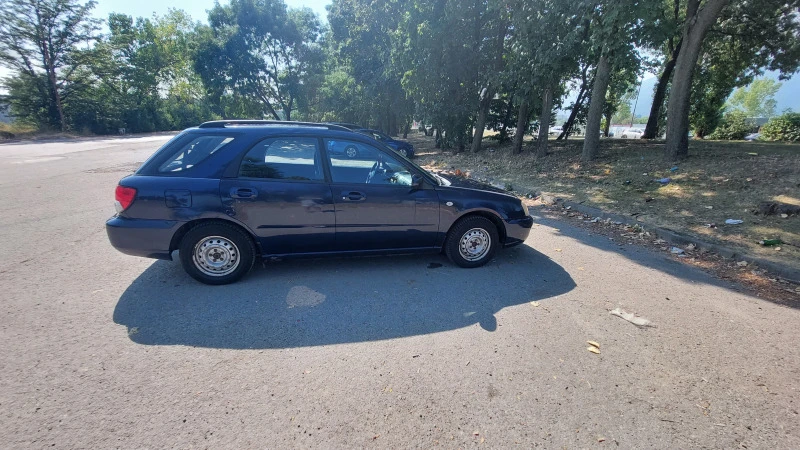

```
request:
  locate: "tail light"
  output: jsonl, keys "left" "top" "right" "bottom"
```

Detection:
{"left": 115, "top": 185, "right": 137, "bottom": 213}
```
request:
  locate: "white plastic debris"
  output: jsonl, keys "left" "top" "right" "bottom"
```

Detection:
{"left": 610, "top": 308, "right": 654, "bottom": 328}
{"left": 725, "top": 219, "right": 744, "bottom": 225}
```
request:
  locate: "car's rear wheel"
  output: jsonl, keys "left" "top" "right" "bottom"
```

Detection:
{"left": 445, "top": 216, "right": 499, "bottom": 268}
{"left": 345, "top": 145, "right": 358, "bottom": 159}
{"left": 179, "top": 222, "right": 256, "bottom": 285}
{"left": 621, "top": 134, "right": 628, "bottom": 139}
{"left": 398, "top": 148, "right": 408, "bottom": 157}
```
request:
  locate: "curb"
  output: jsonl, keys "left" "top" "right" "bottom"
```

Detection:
{"left": 538, "top": 195, "right": 800, "bottom": 284}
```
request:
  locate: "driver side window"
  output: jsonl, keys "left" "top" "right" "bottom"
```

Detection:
{"left": 324, "top": 139, "right": 412, "bottom": 186}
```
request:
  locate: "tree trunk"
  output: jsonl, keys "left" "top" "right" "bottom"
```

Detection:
{"left": 498, "top": 95, "right": 514, "bottom": 142}
{"left": 603, "top": 110, "right": 612, "bottom": 137}
{"left": 643, "top": 40, "right": 682, "bottom": 139}
{"left": 536, "top": 88, "right": 553, "bottom": 158}
{"left": 513, "top": 100, "right": 529, "bottom": 154}
{"left": 559, "top": 64, "right": 592, "bottom": 140}
{"left": 471, "top": 87, "right": 491, "bottom": 153}
{"left": 558, "top": 86, "right": 588, "bottom": 140}
{"left": 582, "top": 54, "right": 612, "bottom": 162}
{"left": 665, "top": 0, "right": 730, "bottom": 161}
{"left": 435, "top": 127, "right": 442, "bottom": 149}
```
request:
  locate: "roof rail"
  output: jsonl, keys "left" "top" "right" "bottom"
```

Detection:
{"left": 198, "top": 120, "right": 352, "bottom": 132}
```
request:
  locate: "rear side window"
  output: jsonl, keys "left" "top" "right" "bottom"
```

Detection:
{"left": 239, "top": 137, "right": 323, "bottom": 181}
{"left": 158, "top": 135, "right": 234, "bottom": 173}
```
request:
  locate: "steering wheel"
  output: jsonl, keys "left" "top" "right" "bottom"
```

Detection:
{"left": 365, "top": 161, "right": 379, "bottom": 184}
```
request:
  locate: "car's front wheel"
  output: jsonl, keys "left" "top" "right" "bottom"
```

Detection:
{"left": 445, "top": 216, "right": 499, "bottom": 268}
{"left": 398, "top": 148, "right": 408, "bottom": 157}
{"left": 179, "top": 222, "right": 256, "bottom": 285}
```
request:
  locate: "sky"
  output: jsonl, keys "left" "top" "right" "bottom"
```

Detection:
{"left": 92, "top": 0, "right": 331, "bottom": 24}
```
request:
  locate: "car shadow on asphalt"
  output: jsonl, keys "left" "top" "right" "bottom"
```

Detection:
{"left": 113, "top": 245, "right": 575, "bottom": 349}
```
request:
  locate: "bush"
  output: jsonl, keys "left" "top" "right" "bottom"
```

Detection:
{"left": 761, "top": 112, "right": 800, "bottom": 142}
{"left": 709, "top": 111, "right": 750, "bottom": 140}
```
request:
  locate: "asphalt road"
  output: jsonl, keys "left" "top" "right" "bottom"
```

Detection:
{"left": 0, "top": 135, "right": 798, "bottom": 448}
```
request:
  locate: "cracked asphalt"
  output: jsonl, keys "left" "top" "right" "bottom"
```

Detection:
{"left": 0, "top": 135, "right": 798, "bottom": 448}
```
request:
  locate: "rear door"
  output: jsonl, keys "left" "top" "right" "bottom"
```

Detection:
{"left": 323, "top": 138, "right": 439, "bottom": 251}
{"left": 220, "top": 136, "right": 335, "bottom": 255}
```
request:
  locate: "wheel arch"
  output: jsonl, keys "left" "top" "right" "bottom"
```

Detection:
{"left": 447, "top": 210, "right": 507, "bottom": 245}
{"left": 169, "top": 218, "right": 262, "bottom": 257}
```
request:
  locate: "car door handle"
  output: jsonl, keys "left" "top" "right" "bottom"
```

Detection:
{"left": 231, "top": 187, "right": 258, "bottom": 199}
{"left": 341, "top": 191, "right": 366, "bottom": 202}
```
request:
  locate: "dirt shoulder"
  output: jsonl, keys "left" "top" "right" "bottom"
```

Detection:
{"left": 408, "top": 133, "right": 800, "bottom": 304}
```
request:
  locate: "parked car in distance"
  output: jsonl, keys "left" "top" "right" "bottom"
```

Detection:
{"left": 619, "top": 128, "right": 644, "bottom": 139}
{"left": 106, "top": 120, "right": 534, "bottom": 285}
{"left": 356, "top": 128, "right": 415, "bottom": 158}
{"left": 549, "top": 125, "right": 564, "bottom": 136}
{"left": 744, "top": 132, "right": 761, "bottom": 141}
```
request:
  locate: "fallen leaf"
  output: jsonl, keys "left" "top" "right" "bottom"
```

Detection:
{"left": 530, "top": 301, "right": 540, "bottom": 307}
{"left": 587, "top": 347, "right": 600, "bottom": 354}
{"left": 555, "top": 248, "right": 562, "bottom": 252}
{"left": 587, "top": 341, "right": 600, "bottom": 349}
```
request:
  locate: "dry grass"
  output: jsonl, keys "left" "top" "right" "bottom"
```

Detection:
{"left": 410, "top": 133, "right": 800, "bottom": 270}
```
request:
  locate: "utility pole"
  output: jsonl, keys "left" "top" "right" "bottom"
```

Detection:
{"left": 630, "top": 77, "right": 643, "bottom": 127}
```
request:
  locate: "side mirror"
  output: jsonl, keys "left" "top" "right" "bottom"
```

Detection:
{"left": 411, "top": 174, "right": 423, "bottom": 190}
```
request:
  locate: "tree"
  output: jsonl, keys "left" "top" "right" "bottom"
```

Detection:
{"left": 664, "top": 0, "right": 800, "bottom": 159}
{"left": 328, "top": 0, "right": 412, "bottom": 133}
{"left": 0, "top": 0, "right": 100, "bottom": 130}
{"left": 194, "top": 0, "right": 324, "bottom": 121}
{"left": 401, "top": 0, "right": 491, "bottom": 150}
{"left": 581, "top": 0, "right": 652, "bottom": 162}
{"left": 642, "top": 0, "right": 682, "bottom": 139}
{"left": 509, "top": 0, "right": 591, "bottom": 156}
{"left": 726, "top": 78, "right": 782, "bottom": 118}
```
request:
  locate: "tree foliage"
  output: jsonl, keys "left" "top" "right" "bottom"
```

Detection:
{"left": 726, "top": 78, "right": 782, "bottom": 118}
{"left": 0, "top": 0, "right": 100, "bottom": 130}
{"left": 194, "top": 0, "right": 324, "bottom": 121}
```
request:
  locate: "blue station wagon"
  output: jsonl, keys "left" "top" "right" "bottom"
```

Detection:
{"left": 106, "top": 121, "right": 534, "bottom": 284}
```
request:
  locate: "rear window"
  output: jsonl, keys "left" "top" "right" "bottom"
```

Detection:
{"left": 157, "top": 135, "right": 235, "bottom": 173}
{"left": 238, "top": 137, "right": 323, "bottom": 181}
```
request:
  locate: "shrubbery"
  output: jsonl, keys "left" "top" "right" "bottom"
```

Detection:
{"left": 760, "top": 112, "right": 800, "bottom": 142}
{"left": 708, "top": 111, "right": 750, "bottom": 140}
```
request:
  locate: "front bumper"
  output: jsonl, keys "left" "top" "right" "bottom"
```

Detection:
{"left": 106, "top": 216, "right": 182, "bottom": 260}
{"left": 503, "top": 215, "right": 534, "bottom": 248}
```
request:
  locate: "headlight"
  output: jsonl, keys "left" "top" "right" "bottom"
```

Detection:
{"left": 521, "top": 202, "right": 529, "bottom": 216}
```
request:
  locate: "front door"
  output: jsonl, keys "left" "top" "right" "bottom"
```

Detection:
{"left": 324, "top": 138, "right": 439, "bottom": 251}
{"left": 220, "top": 136, "right": 335, "bottom": 255}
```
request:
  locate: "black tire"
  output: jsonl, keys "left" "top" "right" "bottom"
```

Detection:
{"left": 444, "top": 216, "right": 499, "bottom": 268}
{"left": 344, "top": 145, "right": 358, "bottom": 159}
{"left": 179, "top": 222, "right": 256, "bottom": 285}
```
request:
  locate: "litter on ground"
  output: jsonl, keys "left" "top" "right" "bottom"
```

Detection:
{"left": 610, "top": 308, "right": 655, "bottom": 328}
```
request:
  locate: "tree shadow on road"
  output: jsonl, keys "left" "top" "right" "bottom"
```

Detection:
{"left": 113, "top": 245, "right": 575, "bottom": 349}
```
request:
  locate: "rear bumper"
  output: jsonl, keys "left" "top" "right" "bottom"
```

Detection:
{"left": 503, "top": 215, "right": 534, "bottom": 248}
{"left": 106, "top": 216, "right": 181, "bottom": 260}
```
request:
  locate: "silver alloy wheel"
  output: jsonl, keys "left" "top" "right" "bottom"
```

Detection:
{"left": 458, "top": 228, "right": 491, "bottom": 262}
{"left": 345, "top": 146, "right": 358, "bottom": 158}
{"left": 399, "top": 148, "right": 408, "bottom": 157}
{"left": 193, "top": 235, "right": 240, "bottom": 277}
